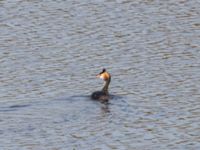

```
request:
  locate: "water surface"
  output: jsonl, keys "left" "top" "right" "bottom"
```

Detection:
{"left": 0, "top": 0, "right": 200, "bottom": 149}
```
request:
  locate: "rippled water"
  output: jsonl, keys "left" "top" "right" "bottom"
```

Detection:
{"left": 1, "top": 0, "right": 200, "bottom": 149}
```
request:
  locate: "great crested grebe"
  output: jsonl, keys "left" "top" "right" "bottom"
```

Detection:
{"left": 91, "top": 68, "right": 111, "bottom": 101}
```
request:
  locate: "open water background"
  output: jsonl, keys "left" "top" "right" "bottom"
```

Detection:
{"left": 0, "top": 0, "right": 200, "bottom": 149}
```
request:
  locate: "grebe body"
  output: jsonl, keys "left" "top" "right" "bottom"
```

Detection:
{"left": 91, "top": 69, "right": 111, "bottom": 101}
{"left": 91, "top": 91, "right": 108, "bottom": 101}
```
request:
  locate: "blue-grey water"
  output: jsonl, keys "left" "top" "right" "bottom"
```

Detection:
{"left": 0, "top": 0, "right": 200, "bottom": 149}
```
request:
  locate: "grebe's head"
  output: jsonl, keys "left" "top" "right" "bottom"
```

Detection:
{"left": 97, "top": 68, "right": 110, "bottom": 81}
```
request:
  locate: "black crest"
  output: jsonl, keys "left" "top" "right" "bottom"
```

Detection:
{"left": 100, "top": 68, "right": 106, "bottom": 74}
